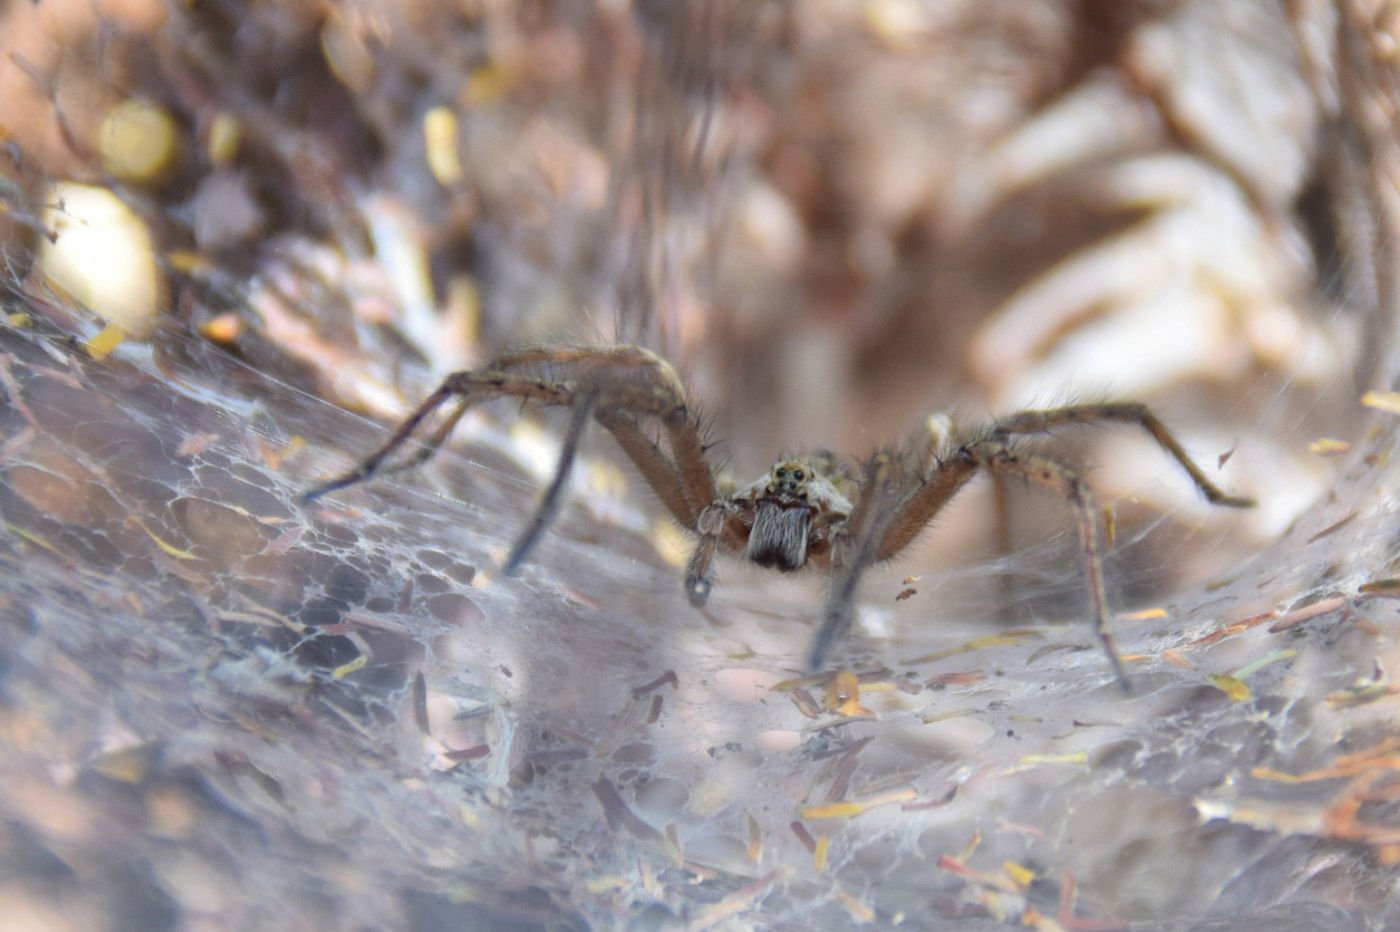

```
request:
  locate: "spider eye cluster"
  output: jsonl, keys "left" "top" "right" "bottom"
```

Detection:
{"left": 767, "top": 462, "right": 811, "bottom": 501}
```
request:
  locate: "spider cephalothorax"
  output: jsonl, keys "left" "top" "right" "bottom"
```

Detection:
{"left": 306, "top": 343, "right": 1252, "bottom": 689}
{"left": 731, "top": 455, "right": 855, "bottom": 571}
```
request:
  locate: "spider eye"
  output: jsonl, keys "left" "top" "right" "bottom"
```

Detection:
{"left": 793, "top": 469, "right": 805, "bottom": 481}
{"left": 775, "top": 467, "right": 788, "bottom": 479}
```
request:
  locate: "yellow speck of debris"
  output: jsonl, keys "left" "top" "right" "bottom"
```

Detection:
{"left": 199, "top": 313, "right": 242, "bottom": 345}
{"left": 84, "top": 322, "right": 126, "bottom": 360}
{"left": 1002, "top": 861, "right": 1036, "bottom": 889}
{"left": 424, "top": 106, "right": 464, "bottom": 185}
{"left": 585, "top": 875, "right": 628, "bottom": 895}
{"left": 165, "top": 250, "right": 211, "bottom": 275}
{"left": 800, "top": 801, "right": 864, "bottom": 820}
{"left": 813, "top": 835, "right": 830, "bottom": 871}
{"left": 465, "top": 63, "right": 511, "bottom": 105}
{"left": 134, "top": 519, "right": 197, "bottom": 560}
{"left": 824, "top": 671, "right": 872, "bottom": 717}
{"left": 1308, "top": 437, "right": 1352, "bottom": 456}
{"left": 1209, "top": 674, "right": 1251, "bottom": 702}
{"left": 92, "top": 748, "right": 150, "bottom": 784}
{"left": 1016, "top": 751, "right": 1088, "bottom": 767}
{"left": 443, "top": 275, "right": 481, "bottom": 347}
{"left": 1362, "top": 390, "right": 1400, "bottom": 415}
{"left": 333, "top": 655, "right": 368, "bottom": 679}
{"left": 837, "top": 887, "right": 876, "bottom": 923}
{"left": 207, "top": 112, "right": 242, "bottom": 166}
{"left": 1118, "top": 606, "right": 1169, "bottom": 622}
{"left": 906, "top": 630, "right": 1040, "bottom": 664}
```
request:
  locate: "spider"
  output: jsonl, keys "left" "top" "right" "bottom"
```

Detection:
{"left": 304, "top": 343, "right": 1253, "bottom": 689}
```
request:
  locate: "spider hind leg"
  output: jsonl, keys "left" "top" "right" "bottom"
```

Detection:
{"left": 991, "top": 402, "right": 1254, "bottom": 509}
{"left": 969, "top": 442, "right": 1131, "bottom": 690}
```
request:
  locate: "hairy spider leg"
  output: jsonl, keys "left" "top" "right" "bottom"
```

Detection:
{"left": 990, "top": 402, "right": 1254, "bottom": 508}
{"left": 807, "top": 439, "right": 1138, "bottom": 691}
{"left": 595, "top": 409, "right": 698, "bottom": 528}
{"left": 683, "top": 502, "right": 727, "bottom": 605}
{"left": 968, "top": 442, "right": 1130, "bottom": 691}
{"left": 991, "top": 471, "right": 1018, "bottom": 623}
{"left": 301, "top": 383, "right": 469, "bottom": 501}
{"left": 503, "top": 392, "right": 598, "bottom": 575}
{"left": 499, "top": 348, "right": 724, "bottom": 601}
{"left": 500, "top": 346, "right": 718, "bottom": 530}
{"left": 302, "top": 371, "right": 571, "bottom": 502}
{"left": 808, "top": 454, "right": 895, "bottom": 670}
{"left": 808, "top": 450, "right": 981, "bottom": 670}
{"left": 305, "top": 345, "right": 723, "bottom": 591}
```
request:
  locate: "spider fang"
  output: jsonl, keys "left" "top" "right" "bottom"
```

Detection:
{"left": 748, "top": 501, "right": 812, "bottom": 571}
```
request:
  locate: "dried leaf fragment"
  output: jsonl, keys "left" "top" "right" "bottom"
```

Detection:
{"left": 1309, "top": 437, "right": 1352, "bottom": 456}
{"left": 84, "top": 322, "right": 126, "bottom": 359}
{"left": 813, "top": 835, "right": 830, "bottom": 871}
{"left": 1362, "top": 390, "right": 1400, "bottom": 415}
{"left": 824, "top": 671, "right": 873, "bottom": 718}
{"left": 424, "top": 106, "right": 464, "bottom": 185}
{"left": 906, "top": 629, "right": 1042, "bottom": 664}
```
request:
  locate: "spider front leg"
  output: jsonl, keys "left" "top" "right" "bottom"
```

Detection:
{"left": 808, "top": 453, "right": 928, "bottom": 671}
{"left": 683, "top": 502, "right": 728, "bottom": 606}
{"left": 502, "top": 392, "right": 598, "bottom": 574}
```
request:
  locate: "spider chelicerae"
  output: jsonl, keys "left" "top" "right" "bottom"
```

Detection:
{"left": 305, "top": 343, "right": 1253, "bottom": 689}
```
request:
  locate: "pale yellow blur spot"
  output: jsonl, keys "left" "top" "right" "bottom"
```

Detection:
{"left": 424, "top": 106, "right": 464, "bottom": 185}
{"left": 40, "top": 182, "right": 163, "bottom": 340}
{"left": 100, "top": 99, "right": 179, "bottom": 183}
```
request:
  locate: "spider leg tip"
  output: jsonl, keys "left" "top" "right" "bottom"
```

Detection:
{"left": 301, "top": 483, "right": 333, "bottom": 503}
{"left": 302, "top": 469, "right": 372, "bottom": 503}
{"left": 1205, "top": 489, "right": 1254, "bottom": 509}
{"left": 685, "top": 578, "right": 711, "bottom": 608}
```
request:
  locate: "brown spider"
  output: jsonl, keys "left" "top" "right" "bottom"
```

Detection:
{"left": 305, "top": 344, "right": 1252, "bottom": 689}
